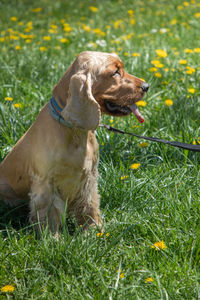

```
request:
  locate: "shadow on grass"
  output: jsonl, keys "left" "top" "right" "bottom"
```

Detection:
{"left": 0, "top": 201, "right": 77, "bottom": 236}
{"left": 0, "top": 201, "right": 29, "bottom": 231}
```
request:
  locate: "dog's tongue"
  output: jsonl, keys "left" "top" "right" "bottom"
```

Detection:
{"left": 129, "top": 103, "right": 145, "bottom": 123}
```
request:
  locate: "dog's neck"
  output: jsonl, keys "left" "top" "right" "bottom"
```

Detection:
{"left": 49, "top": 96, "right": 73, "bottom": 128}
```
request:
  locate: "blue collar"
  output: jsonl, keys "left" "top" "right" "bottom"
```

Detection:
{"left": 49, "top": 96, "right": 72, "bottom": 128}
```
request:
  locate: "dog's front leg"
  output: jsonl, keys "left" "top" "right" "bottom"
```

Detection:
{"left": 74, "top": 182, "right": 103, "bottom": 230}
{"left": 29, "top": 176, "right": 65, "bottom": 235}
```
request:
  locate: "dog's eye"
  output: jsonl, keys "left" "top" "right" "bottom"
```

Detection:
{"left": 112, "top": 69, "right": 121, "bottom": 77}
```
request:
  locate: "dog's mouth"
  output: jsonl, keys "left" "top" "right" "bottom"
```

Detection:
{"left": 105, "top": 100, "right": 145, "bottom": 123}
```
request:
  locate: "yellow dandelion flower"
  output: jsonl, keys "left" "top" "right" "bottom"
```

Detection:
{"left": 114, "top": 20, "right": 124, "bottom": 29}
{"left": 194, "top": 12, "right": 200, "bottom": 18}
{"left": 10, "top": 16, "right": 17, "bottom": 21}
{"left": 43, "top": 36, "right": 51, "bottom": 41}
{"left": 128, "top": 9, "right": 134, "bottom": 16}
{"left": 60, "top": 38, "right": 68, "bottom": 43}
{"left": 186, "top": 66, "right": 195, "bottom": 74}
{"left": 25, "top": 27, "right": 32, "bottom": 33}
{"left": 156, "top": 63, "right": 164, "bottom": 68}
{"left": 122, "top": 33, "right": 133, "bottom": 40}
{"left": 1, "top": 285, "right": 15, "bottom": 292}
{"left": 89, "top": 6, "right": 98, "bottom": 12}
{"left": 179, "top": 59, "right": 187, "bottom": 65}
{"left": 63, "top": 25, "right": 72, "bottom": 32}
{"left": 188, "top": 88, "right": 195, "bottom": 94}
{"left": 124, "top": 52, "right": 129, "bottom": 56}
{"left": 149, "top": 67, "right": 158, "bottom": 72}
{"left": 151, "top": 59, "right": 160, "bottom": 66}
{"left": 145, "top": 277, "right": 154, "bottom": 283}
{"left": 136, "top": 100, "right": 146, "bottom": 107}
{"left": 31, "top": 7, "right": 42, "bottom": 12}
{"left": 177, "top": 5, "right": 183, "bottom": 10}
{"left": 154, "top": 72, "right": 162, "bottom": 78}
{"left": 93, "top": 28, "right": 105, "bottom": 36}
{"left": 96, "top": 232, "right": 103, "bottom": 237}
{"left": 10, "top": 35, "right": 19, "bottom": 40}
{"left": 193, "top": 140, "right": 197, "bottom": 145}
{"left": 106, "top": 233, "right": 110, "bottom": 237}
{"left": 55, "top": 46, "right": 61, "bottom": 50}
{"left": 155, "top": 49, "right": 167, "bottom": 58}
{"left": 27, "top": 21, "right": 33, "bottom": 27}
{"left": 39, "top": 46, "right": 47, "bottom": 51}
{"left": 139, "top": 142, "right": 148, "bottom": 148}
{"left": 15, "top": 45, "right": 21, "bottom": 50}
{"left": 4, "top": 97, "right": 13, "bottom": 101}
{"left": 151, "top": 60, "right": 164, "bottom": 68}
{"left": 151, "top": 240, "right": 167, "bottom": 250}
{"left": 13, "top": 103, "right": 22, "bottom": 108}
{"left": 48, "top": 29, "right": 57, "bottom": 34}
{"left": 184, "top": 48, "right": 193, "bottom": 53}
{"left": 132, "top": 53, "right": 140, "bottom": 57}
{"left": 51, "top": 24, "right": 57, "bottom": 29}
{"left": 120, "top": 175, "right": 128, "bottom": 180}
{"left": 194, "top": 48, "right": 200, "bottom": 53}
{"left": 165, "top": 99, "right": 173, "bottom": 106}
{"left": 130, "top": 163, "right": 141, "bottom": 169}
{"left": 130, "top": 18, "right": 136, "bottom": 25}
{"left": 93, "top": 28, "right": 100, "bottom": 34}
{"left": 83, "top": 25, "right": 91, "bottom": 32}
{"left": 120, "top": 273, "right": 125, "bottom": 279}
{"left": 110, "top": 119, "right": 113, "bottom": 123}
{"left": 170, "top": 19, "right": 177, "bottom": 25}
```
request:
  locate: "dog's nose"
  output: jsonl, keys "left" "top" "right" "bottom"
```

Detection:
{"left": 141, "top": 82, "right": 149, "bottom": 92}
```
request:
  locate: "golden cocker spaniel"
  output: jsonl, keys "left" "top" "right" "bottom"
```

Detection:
{"left": 0, "top": 51, "right": 149, "bottom": 233}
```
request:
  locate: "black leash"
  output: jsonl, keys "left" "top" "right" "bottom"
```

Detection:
{"left": 99, "top": 124, "right": 200, "bottom": 152}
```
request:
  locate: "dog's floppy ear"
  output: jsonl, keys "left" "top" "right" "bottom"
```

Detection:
{"left": 61, "top": 72, "right": 101, "bottom": 130}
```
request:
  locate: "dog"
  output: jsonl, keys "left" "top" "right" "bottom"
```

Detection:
{"left": 0, "top": 51, "right": 149, "bottom": 233}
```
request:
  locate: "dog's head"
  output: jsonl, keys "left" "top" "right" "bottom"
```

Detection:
{"left": 53, "top": 51, "right": 149, "bottom": 130}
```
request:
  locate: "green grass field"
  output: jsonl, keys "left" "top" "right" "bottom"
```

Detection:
{"left": 0, "top": 0, "right": 200, "bottom": 298}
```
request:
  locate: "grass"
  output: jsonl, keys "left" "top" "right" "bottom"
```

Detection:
{"left": 0, "top": 0, "right": 200, "bottom": 298}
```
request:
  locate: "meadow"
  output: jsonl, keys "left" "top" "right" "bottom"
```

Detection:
{"left": 0, "top": 0, "right": 200, "bottom": 298}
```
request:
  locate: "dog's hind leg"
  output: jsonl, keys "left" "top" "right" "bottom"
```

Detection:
{"left": 29, "top": 175, "right": 65, "bottom": 234}
{"left": 0, "top": 176, "right": 22, "bottom": 205}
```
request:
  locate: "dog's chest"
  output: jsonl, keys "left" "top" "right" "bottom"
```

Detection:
{"left": 53, "top": 131, "right": 99, "bottom": 200}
